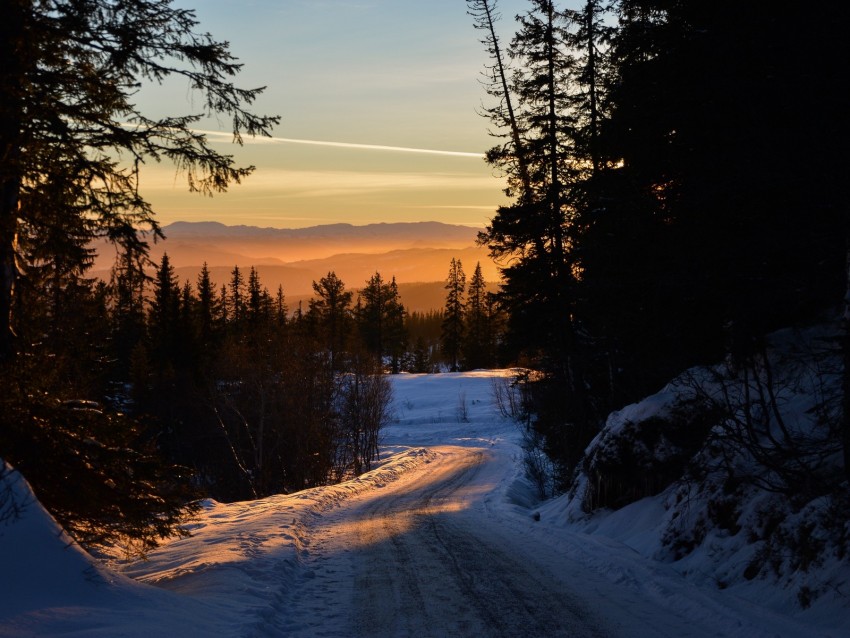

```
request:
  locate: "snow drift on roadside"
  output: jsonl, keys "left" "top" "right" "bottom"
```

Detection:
{"left": 551, "top": 324, "right": 850, "bottom": 631}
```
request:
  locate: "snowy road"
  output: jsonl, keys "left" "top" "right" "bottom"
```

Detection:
{"left": 2, "top": 371, "right": 843, "bottom": 637}
{"left": 274, "top": 447, "right": 608, "bottom": 638}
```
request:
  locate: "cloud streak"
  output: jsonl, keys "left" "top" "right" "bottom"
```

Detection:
{"left": 142, "top": 166, "right": 497, "bottom": 197}
{"left": 200, "top": 130, "right": 483, "bottom": 158}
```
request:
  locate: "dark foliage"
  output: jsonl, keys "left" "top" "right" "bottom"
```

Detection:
{"left": 441, "top": 258, "right": 466, "bottom": 371}
{"left": 0, "top": 0, "right": 280, "bottom": 554}
{"left": 356, "top": 272, "right": 407, "bottom": 373}
{"left": 470, "top": 0, "right": 850, "bottom": 491}
{"left": 129, "top": 265, "right": 396, "bottom": 502}
{"left": 0, "top": 360, "right": 199, "bottom": 555}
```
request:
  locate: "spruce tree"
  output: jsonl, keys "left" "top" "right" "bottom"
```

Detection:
{"left": 0, "top": 1, "right": 275, "bottom": 548}
{"left": 358, "top": 272, "right": 387, "bottom": 358}
{"left": 309, "top": 272, "right": 353, "bottom": 369}
{"left": 148, "top": 253, "right": 180, "bottom": 368}
{"left": 480, "top": 0, "right": 587, "bottom": 381}
{"left": 384, "top": 277, "right": 407, "bottom": 374}
{"left": 469, "top": 0, "right": 611, "bottom": 487}
{"left": 177, "top": 280, "right": 196, "bottom": 364}
{"left": 463, "top": 262, "right": 489, "bottom": 370}
{"left": 110, "top": 243, "right": 148, "bottom": 378}
{"left": 196, "top": 262, "right": 216, "bottom": 350}
{"left": 229, "top": 265, "right": 245, "bottom": 329}
{"left": 357, "top": 272, "right": 407, "bottom": 372}
{"left": 441, "top": 258, "right": 466, "bottom": 372}
{"left": 275, "top": 285, "right": 287, "bottom": 326}
{"left": 247, "top": 266, "right": 263, "bottom": 324}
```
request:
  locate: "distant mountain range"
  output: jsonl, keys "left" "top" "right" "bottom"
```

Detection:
{"left": 91, "top": 221, "right": 501, "bottom": 312}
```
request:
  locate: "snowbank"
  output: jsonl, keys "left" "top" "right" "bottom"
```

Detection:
{"left": 555, "top": 324, "right": 850, "bottom": 631}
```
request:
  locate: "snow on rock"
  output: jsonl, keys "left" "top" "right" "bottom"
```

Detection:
{"left": 558, "top": 324, "right": 850, "bottom": 633}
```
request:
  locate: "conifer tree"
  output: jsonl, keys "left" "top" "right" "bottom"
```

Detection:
{"left": 441, "top": 258, "right": 466, "bottom": 372}
{"left": 1, "top": 0, "right": 276, "bottom": 549}
{"left": 358, "top": 272, "right": 387, "bottom": 357}
{"left": 229, "top": 265, "right": 245, "bottom": 328}
{"left": 216, "top": 283, "right": 228, "bottom": 325}
{"left": 148, "top": 253, "right": 180, "bottom": 368}
{"left": 275, "top": 284, "right": 287, "bottom": 326}
{"left": 470, "top": 0, "right": 611, "bottom": 487}
{"left": 110, "top": 243, "right": 148, "bottom": 377}
{"left": 463, "top": 262, "right": 489, "bottom": 370}
{"left": 177, "top": 280, "right": 196, "bottom": 363}
{"left": 309, "top": 272, "right": 353, "bottom": 369}
{"left": 480, "top": 0, "right": 586, "bottom": 382}
{"left": 384, "top": 277, "right": 407, "bottom": 373}
{"left": 357, "top": 272, "right": 407, "bottom": 373}
{"left": 196, "top": 263, "right": 216, "bottom": 349}
{"left": 247, "top": 266, "right": 263, "bottom": 324}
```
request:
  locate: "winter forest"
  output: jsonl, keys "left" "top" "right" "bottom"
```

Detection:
{"left": 1, "top": 0, "right": 849, "bottom": 635}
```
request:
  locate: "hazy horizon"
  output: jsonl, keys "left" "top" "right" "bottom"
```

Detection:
{"left": 91, "top": 218, "right": 502, "bottom": 310}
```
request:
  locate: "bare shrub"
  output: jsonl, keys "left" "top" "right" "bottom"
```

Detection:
{"left": 684, "top": 335, "right": 844, "bottom": 499}
{"left": 492, "top": 371, "right": 556, "bottom": 497}
{"left": 491, "top": 371, "right": 531, "bottom": 423}
{"left": 456, "top": 390, "right": 470, "bottom": 423}
{"left": 335, "top": 354, "right": 392, "bottom": 479}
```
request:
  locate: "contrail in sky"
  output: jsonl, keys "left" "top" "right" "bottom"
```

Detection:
{"left": 200, "top": 130, "right": 483, "bottom": 158}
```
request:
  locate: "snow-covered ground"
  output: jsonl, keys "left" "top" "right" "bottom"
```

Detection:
{"left": 1, "top": 370, "right": 847, "bottom": 636}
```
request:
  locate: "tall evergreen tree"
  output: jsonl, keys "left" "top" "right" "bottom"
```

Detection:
{"left": 470, "top": 0, "right": 615, "bottom": 486}
{"left": 441, "top": 258, "right": 466, "bottom": 372}
{"left": 309, "top": 271, "right": 353, "bottom": 369}
{"left": 384, "top": 277, "right": 407, "bottom": 373}
{"left": 229, "top": 265, "right": 245, "bottom": 329}
{"left": 247, "top": 266, "right": 263, "bottom": 324}
{"left": 579, "top": 0, "right": 849, "bottom": 401}
{"left": 148, "top": 253, "right": 180, "bottom": 368}
{"left": 0, "top": 0, "right": 276, "bottom": 550}
{"left": 463, "top": 262, "right": 489, "bottom": 369}
{"left": 196, "top": 262, "right": 216, "bottom": 350}
{"left": 218, "top": 284, "right": 229, "bottom": 325}
{"left": 358, "top": 272, "right": 386, "bottom": 357}
{"left": 110, "top": 242, "right": 148, "bottom": 378}
{"left": 177, "top": 280, "right": 196, "bottom": 363}
{"left": 481, "top": 1, "right": 585, "bottom": 376}
{"left": 357, "top": 272, "right": 407, "bottom": 373}
{"left": 275, "top": 284, "right": 287, "bottom": 326}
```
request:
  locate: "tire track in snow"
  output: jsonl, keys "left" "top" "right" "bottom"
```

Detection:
{"left": 269, "top": 447, "right": 612, "bottom": 637}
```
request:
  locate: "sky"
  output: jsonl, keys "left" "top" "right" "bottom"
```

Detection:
{"left": 138, "top": 0, "right": 536, "bottom": 229}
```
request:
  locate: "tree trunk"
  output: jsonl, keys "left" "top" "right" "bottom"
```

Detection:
{"left": 0, "top": 182, "right": 19, "bottom": 362}
{"left": 0, "top": 1, "right": 28, "bottom": 363}
{"left": 479, "top": 0, "right": 532, "bottom": 198}
{"left": 585, "top": 0, "right": 601, "bottom": 175}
